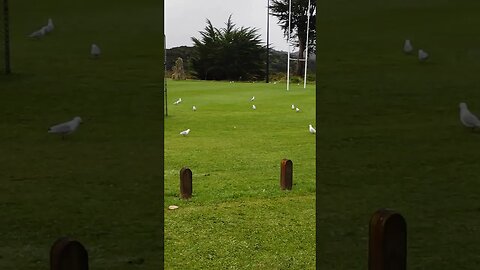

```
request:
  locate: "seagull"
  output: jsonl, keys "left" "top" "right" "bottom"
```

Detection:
{"left": 309, "top": 124, "right": 316, "bottom": 134}
{"left": 251, "top": 96, "right": 255, "bottom": 101}
{"left": 45, "top": 18, "right": 54, "bottom": 33}
{"left": 91, "top": 44, "right": 101, "bottom": 58}
{"left": 28, "top": 27, "right": 46, "bottom": 38}
{"left": 180, "top": 128, "right": 190, "bottom": 136}
{"left": 252, "top": 105, "right": 256, "bottom": 110}
{"left": 173, "top": 98, "right": 182, "bottom": 105}
{"left": 192, "top": 105, "right": 197, "bottom": 111}
{"left": 403, "top": 39, "right": 413, "bottom": 54}
{"left": 459, "top": 103, "right": 480, "bottom": 130}
{"left": 291, "top": 104, "right": 295, "bottom": 110}
{"left": 296, "top": 107, "right": 300, "bottom": 112}
{"left": 418, "top": 49, "right": 429, "bottom": 62}
{"left": 48, "top": 116, "right": 82, "bottom": 139}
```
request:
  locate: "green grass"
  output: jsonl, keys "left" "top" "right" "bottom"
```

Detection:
{"left": 318, "top": 0, "right": 480, "bottom": 268}
{"left": 164, "top": 80, "right": 316, "bottom": 269}
{"left": 0, "top": 1, "right": 162, "bottom": 269}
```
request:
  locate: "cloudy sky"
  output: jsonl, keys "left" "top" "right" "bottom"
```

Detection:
{"left": 165, "top": 0, "right": 289, "bottom": 52}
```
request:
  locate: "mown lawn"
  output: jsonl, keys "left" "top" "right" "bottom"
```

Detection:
{"left": 164, "top": 80, "right": 316, "bottom": 269}
{"left": 318, "top": 0, "right": 480, "bottom": 268}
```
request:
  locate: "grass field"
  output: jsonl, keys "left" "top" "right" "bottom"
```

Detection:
{"left": 318, "top": 0, "right": 480, "bottom": 268}
{"left": 164, "top": 80, "right": 316, "bottom": 269}
{"left": 0, "top": 1, "right": 163, "bottom": 269}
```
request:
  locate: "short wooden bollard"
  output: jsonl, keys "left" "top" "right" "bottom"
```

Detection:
{"left": 50, "top": 237, "right": 89, "bottom": 270}
{"left": 280, "top": 159, "right": 293, "bottom": 190}
{"left": 369, "top": 209, "right": 407, "bottom": 270}
{"left": 180, "top": 167, "right": 192, "bottom": 199}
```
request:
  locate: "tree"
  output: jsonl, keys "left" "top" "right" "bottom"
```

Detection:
{"left": 191, "top": 15, "right": 266, "bottom": 81}
{"left": 270, "top": 0, "right": 316, "bottom": 76}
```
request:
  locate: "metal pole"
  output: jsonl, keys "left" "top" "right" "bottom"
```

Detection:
{"left": 303, "top": 0, "right": 311, "bottom": 89}
{"left": 286, "top": 0, "right": 292, "bottom": 91}
{"left": 266, "top": 0, "right": 270, "bottom": 83}
{"left": 3, "top": 0, "right": 11, "bottom": 74}
{"left": 164, "top": 34, "right": 168, "bottom": 117}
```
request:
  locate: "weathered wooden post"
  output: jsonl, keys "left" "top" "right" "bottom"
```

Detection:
{"left": 280, "top": 159, "right": 293, "bottom": 190}
{"left": 369, "top": 209, "right": 407, "bottom": 270}
{"left": 50, "top": 237, "right": 89, "bottom": 270}
{"left": 180, "top": 167, "right": 192, "bottom": 199}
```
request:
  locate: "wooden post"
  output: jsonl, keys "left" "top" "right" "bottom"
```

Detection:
{"left": 50, "top": 237, "right": 89, "bottom": 270}
{"left": 180, "top": 167, "right": 192, "bottom": 199}
{"left": 280, "top": 159, "right": 293, "bottom": 190}
{"left": 369, "top": 209, "right": 407, "bottom": 270}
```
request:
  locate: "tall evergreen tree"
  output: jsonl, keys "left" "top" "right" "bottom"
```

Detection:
{"left": 191, "top": 16, "right": 265, "bottom": 81}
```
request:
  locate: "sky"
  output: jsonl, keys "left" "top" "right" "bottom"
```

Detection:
{"left": 165, "top": 0, "right": 289, "bottom": 52}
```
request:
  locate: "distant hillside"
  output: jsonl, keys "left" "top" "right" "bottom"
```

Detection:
{"left": 165, "top": 46, "right": 315, "bottom": 78}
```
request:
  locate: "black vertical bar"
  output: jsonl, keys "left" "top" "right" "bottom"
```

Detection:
{"left": 3, "top": 0, "right": 11, "bottom": 74}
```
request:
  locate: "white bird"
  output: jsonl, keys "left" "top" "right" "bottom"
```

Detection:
{"left": 309, "top": 124, "right": 316, "bottom": 134}
{"left": 173, "top": 98, "right": 182, "bottom": 105}
{"left": 192, "top": 105, "right": 197, "bottom": 111}
{"left": 91, "top": 44, "right": 101, "bottom": 58}
{"left": 252, "top": 105, "right": 256, "bottom": 110}
{"left": 459, "top": 103, "right": 480, "bottom": 130}
{"left": 418, "top": 49, "right": 429, "bottom": 62}
{"left": 251, "top": 96, "right": 255, "bottom": 101}
{"left": 180, "top": 128, "right": 190, "bottom": 136}
{"left": 45, "top": 18, "right": 54, "bottom": 33}
{"left": 28, "top": 27, "right": 46, "bottom": 38}
{"left": 48, "top": 116, "right": 82, "bottom": 139}
{"left": 274, "top": 82, "right": 277, "bottom": 85}
{"left": 403, "top": 39, "right": 413, "bottom": 54}
{"left": 291, "top": 104, "right": 295, "bottom": 110}
{"left": 296, "top": 107, "right": 300, "bottom": 112}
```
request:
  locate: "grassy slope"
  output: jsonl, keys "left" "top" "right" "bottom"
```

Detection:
{"left": 0, "top": 0, "right": 163, "bottom": 269}
{"left": 318, "top": 0, "right": 480, "bottom": 268}
{"left": 164, "top": 80, "right": 316, "bottom": 269}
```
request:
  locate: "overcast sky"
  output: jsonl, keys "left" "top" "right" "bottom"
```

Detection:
{"left": 165, "top": 0, "right": 289, "bottom": 52}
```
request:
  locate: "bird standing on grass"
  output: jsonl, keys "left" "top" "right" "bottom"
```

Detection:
{"left": 296, "top": 107, "right": 300, "bottom": 112}
{"left": 309, "top": 124, "right": 316, "bottom": 134}
{"left": 91, "top": 44, "right": 101, "bottom": 58}
{"left": 459, "top": 102, "right": 480, "bottom": 130}
{"left": 252, "top": 105, "right": 256, "bottom": 110}
{"left": 48, "top": 117, "right": 82, "bottom": 139}
{"left": 291, "top": 104, "right": 295, "bottom": 110}
{"left": 418, "top": 49, "right": 429, "bottom": 62}
{"left": 180, "top": 129, "right": 190, "bottom": 136}
{"left": 403, "top": 39, "right": 413, "bottom": 54}
{"left": 192, "top": 105, "right": 197, "bottom": 111}
{"left": 45, "top": 18, "right": 54, "bottom": 33}
{"left": 173, "top": 98, "right": 182, "bottom": 105}
{"left": 251, "top": 96, "right": 255, "bottom": 101}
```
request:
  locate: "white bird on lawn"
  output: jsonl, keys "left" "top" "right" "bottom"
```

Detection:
{"left": 180, "top": 128, "right": 190, "bottom": 136}
{"left": 251, "top": 96, "right": 255, "bottom": 101}
{"left": 91, "top": 44, "right": 101, "bottom": 58}
{"left": 418, "top": 49, "right": 429, "bottom": 62}
{"left": 291, "top": 104, "right": 295, "bottom": 110}
{"left": 29, "top": 27, "right": 46, "bottom": 38}
{"left": 252, "top": 104, "right": 256, "bottom": 110}
{"left": 309, "top": 124, "right": 316, "bottom": 134}
{"left": 48, "top": 116, "right": 82, "bottom": 139}
{"left": 296, "top": 107, "right": 300, "bottom": 112}
{"left": 459, "top": 102, "right": 480, "bottom": 130}
{"left": 403, "top": 39, "right": 413, "bottom": 54}
{"left": 45, "top": 18, "right": 54, "bottom": 33}
{"left": 173, "top": 98, "right": 182, "bottom": 105}
{"left": 192, "top": 105, "right": 197, "bottom": 111}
